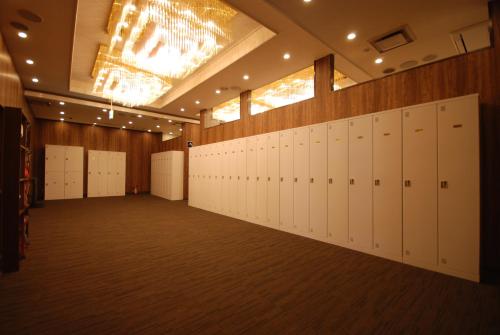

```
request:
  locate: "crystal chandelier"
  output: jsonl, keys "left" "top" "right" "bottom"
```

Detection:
{"left": 92, "top": 0, "right": 236, "bottom": 107}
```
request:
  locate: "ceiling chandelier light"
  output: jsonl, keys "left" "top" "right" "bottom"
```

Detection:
{"left": 92, "top": 0, "right": 236, "bottom": 107}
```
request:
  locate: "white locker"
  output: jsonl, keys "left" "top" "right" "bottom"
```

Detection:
{"left": 437, "top": 95, "right": 480, "bottom": 281}
{"left": 266, "top": 132, "right": 280, "bottom": 228}
{"left": 87, "top": 150, "right": 100, "bottom": 197}
{"left": 151, "top": 151, "right": 183, "bottom": 200}
{"left": 88, "top": 150, "right": 126, "bottom": 198}
{"left": 256, "top": 135, "right": 268, "bottom": 225}
{"left": 279, "top": 130, "right": 294, "bottom": 230}
{"left": 236, "top": 139, "right": 247, "bottom": 219}
{"left": 293, "top": 127, "right": 309, "bottom": 233}
{"left": 373, "top": 109, "right": 403, "bottom": 261}
{"left": 188, "top": 149, "right": 194, "bottom": 206}
{"left": 116, "top": 152, "right": 126, "bottom": 196}
{"left": 327, "top": 121, "right": 349, "bottom": 245}
{"left": 246, "top": 137, "right": 258, "bottom": 222}
{"left": 202, "top": 149, "right": 210, "bottom": 210}
{"left": 64, "top": 171, "right": 83, "bottom": 199}
{"left": 229, "top": 141, "right": 239, "bottom": 218}
{"left": 309, "top": 123, "right": 327, "bottom": 239}
{"left": 97, "top": 151, "right": 108, "bottom": 197}
{"left": 45, "top": 171, "right": 65, "bottom": 200}
{"left": 214, "top": 144, "right": 223, "bottom": 213}
{"left": 220, "top": 142, "right": 231, "bottom": 216}
{"left": 348, "top": 116, "right": 373, "bottom": 252}
{"left": 106, "top": 152, "right": 117, "bottom": 196}
{"left": 402, "top": 104, "right": 438, "bottom": 270}
{"left": 45, "top": 145, "right": 65, "bottom": 172}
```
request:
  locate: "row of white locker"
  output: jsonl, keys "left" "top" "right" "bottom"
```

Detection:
{"left": 45, "top": 145, "right": 84, "bottom": 200}
{"left": 151, "top": 151, "right": 184, "bottom": 200}
{"left": 188, "top": 94, "right": 480, "bottom": 282}
{"left": 88, "top": 150, "right": 126, "bottom": 197}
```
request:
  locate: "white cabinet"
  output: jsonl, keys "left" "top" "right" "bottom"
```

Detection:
{"left": 437, "top": 96, "right": 480, "bottom": 281}
{"left": 293, "top": 127, "right": 310, "bottom": 234}
{"left": 246, "top": 137, "right": 258, "bottom": 222}
{"left": 309, "top": 123, "right": 327, "bottom": 239}
{"left": 402, "top": 104, "right": 438, "bottom": 269}
{"left": 256, "top": 135, "right": 268, "bottom": 225}
{"left": 151, "top": 151, "right": 184, "bottom": 200}
{"left": 327, "top": 120, "right": 349, "bottom": 246}
{"left": 45, "top": 145, "right": 83, "bottom": 200}
{"left": 279, "top": 130, "right": 294, "bottom": 230}
{"left": 88, "top": 150, "right": 126, "bottom": 198}
{"left": 236, "top": 139, "right": 247, "bottom": 220}
{"left": 373, "top": 109, "right": 403, "bottom": 262}
{"left": 348, "top": 116, "right": 373, "bottom": 252}
{"left": 221, "top": 142, "right": 231, "bottom": 216}
{"left": 266, "top": 132, "right": 280, "bottom": 228}
{"left": 229, "top": 141, "right": 239, "bottom": 218}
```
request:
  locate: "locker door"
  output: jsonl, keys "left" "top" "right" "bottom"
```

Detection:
{"left": 98, "top": 151, "right": 108, "bottom": 197}
{"left": 266, "top": 132, "right": 280, "bottom": 228}
{"left": 236, "top": 139, "right": 247, "bottom": 219}
{"left": 373, "top": 110, "right": 402, "bottom": 261}
{"left": 309, "top": 123, "right": 327, "bottom": 239}
{"left": 293, "top": 127, "right": 310, "bottom": 233}
{"left": 256, "top": 135, "right": 268, "bottom": 225}
{"left": 327, "top": 121, "right": 349, "bottom": 245}
{"left": 246, "top": 137, "right": 257, "bottom": 222}
{"left": 202, "top": 149, "right": 210, "bottom": 210}
{"left": 214, "top": 144, "right": 223, "bottom": 213}
{"left": 45, "top": 171, "right": 64, "bottom": 200}
{"left": 165, "top": 153, "right": 172, "bottom": 199}
{"left": 188, "top": 149, "right": 194, "bottom": 206}
{"left": 87, "top": 151, "right": 99, "bottom": 197}
{"left": 279, "top": 130, "right": 294, "bottom": 230}
{"left": 106, "top": 152, "right": 116, "bottom": 196}
{"left": 437, "top": 96, "right": 479, "bottom": 281}
{"left": 65, "top": 171, "right": 83, "bottom": 199}
{"left": 403, "top": 104, "right": 438, "bottom": 270}
{"left": 221, "top": 143, "right": 230, "bottom": 215}
{"left": 348, "top": 116, "right": 373, "bottom": 252}
{"left": 117, "top": 152, "right": 126, "bottom": 196}
{"left": 229, "top": 141, "right": 238, "bottom": 218}
{"left": 151, "top": 154, "right": 156, "bottom": 196}
{"left": 45, "top": 145, "right": 64, "bottom": 172}
{"left": 65, "top": 146, "right": 83, "bottom": 172}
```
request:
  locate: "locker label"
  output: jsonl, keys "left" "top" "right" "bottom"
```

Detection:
{"left": 453, "top": 124, "right": 463, "bottom": 128}
{"left": 357, "top": 136, "right": 363, "bottom": 139}
{"left": 383, "top": 133, "right": 391, "bottom": 136}
{"left": 415, "top": 128, "right": 423, "bottom": 133}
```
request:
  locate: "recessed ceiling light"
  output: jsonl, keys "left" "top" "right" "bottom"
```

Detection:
{"left": 97, "top": 116, "right": 102, "bottom": 120}
{"left": 60, "top": 118, "right": 64, "bottom": 121}
{"left": 32, "top": 77, "right": 39, "bottom": 83}
{"left": 147, "top": 129, "right": 151, "bottom": 132}
{"left": 168, "top": 119, "right": 172, "bottom": 123}
{"left": 128, "top": 121, "right": 133, "bottom": 124}
{"left": 102, "top": 109, "right": 107, "bottom": 112}
{"left": 283, "top": 53, "right": 291, "bottom": 60}
{"left": 122, "top": 126, "right": 126, "bottom": 129}
{"left": 304, "top": 0, "right": 312, "bottom": 2}
{"left": 137, "top": 114, "right": 142, "bottom": 118}
{"left": 243, "top": 74, "right": 250, "bottom": 80}
{"left": 59, "top": 101, "right": 65, "bottom": 105}
{"left": 156, "top": 125, "right": 160, "bottom": 128}
{"left": 375, "top": 58, "right": 383, "bottom": 64}
{"left": 333, "top": 84, "right": 341, "bottom": 91}
{"left": 180, "top": 108, "right": 185, "bottom": 112}
{"left": 59, "top": 111, "right": 65, "bottom": 115}
{"left": 169, "top": 132, "right": 173, "bottom": 135}
{"left": 215, "top": 89, "right": 221, "bottom": 94}
{"left": 26, "top": 59, "right": 34, "bottom": 65}
{"left": 93, "top": 122, "right": 97, "bottom": 125}
{"left": 18, "top": 31, "right": 28, "bottom": 39}
{"left": 179, "top": 128, "right": 183, "bottom": 131}
{"left": 347, "top": 32, "right": 356, "bottom": 40}
{"left": 195, "top": 100, "right": 200, "bottom": 104}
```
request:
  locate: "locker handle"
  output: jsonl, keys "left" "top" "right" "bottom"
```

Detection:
{"left": 294, "top": 177, "right": 298, "bottom": 183}
{"left": 328, "top": 178, "right": 333, "bottom": 184}
{"left": 256, "top": 177, "right": 259, "bottom": 181}
{"left": 238, "top": 176, "right": 240, "bottom": 180}
{"left": 268, "top": 177, "right": 271, "bottom": 182}
{"left": 374, "top": 179, "right": 380, "bottom": 186}
{"left": 310, "top": 178, "right": 314, "bottom": 183}
{"left": 222, "top": 176, "right": 224, "bottom": 180}
{"left": 440, "top": 181, "right": 448, "bottom": 189}
{"left": 404, "top": 180, "right": 411, "bottom": 187}
{"left": 280, "top": 177, "right": 283, "bottom": 182}
{"left": 246, "top": 176, "right": 249, "bottom": 181}
{"left": 349, "top": 178, "right": 355, "bottom": 185}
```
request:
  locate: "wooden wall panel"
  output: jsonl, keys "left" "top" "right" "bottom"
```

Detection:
{"left": 35, "top": 119, "right": 162, "bottom": 195}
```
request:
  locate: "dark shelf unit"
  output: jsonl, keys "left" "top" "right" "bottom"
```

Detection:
{"left": 1, "top": 106, "right": 30, "bottom": 273}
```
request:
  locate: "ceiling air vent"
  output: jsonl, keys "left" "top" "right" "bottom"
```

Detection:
{"left": 370, "top": 25, "right": 415, "bottom": 53}
{"left": 450, "top": 21, "right": 491, "bottom": 54}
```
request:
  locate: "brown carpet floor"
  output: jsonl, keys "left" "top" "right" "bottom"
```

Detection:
{"left": 1, "top": 195, "right": 499, "bottom": 334}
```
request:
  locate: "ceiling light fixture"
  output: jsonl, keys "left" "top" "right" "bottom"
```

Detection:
{"left": 26, "top": 59, "right": 34, "bottom": 65}
{"left": 59, "top": 101, "right": 65, "bottom": 105}
{"left": 137, "top": 114, "right": 142, "bottom": 118}
{"left": 147, "top": 129, "right": 151, "bottom": 132}
{"left": 59, "top": 111, "right": 65, "bottom": 115}
{"left": 169, "top": 132, "right": 173, "bottom": 135}
{"left": 60, "top": 118, "right": 64, "bottom": 121}
{"left": 180, "top": 108, "right": 185, "bottom": 112}
{"left": 97, "top": 116, "right": 102, "bottom": 120}
{"left": 18, "top": 31, "right": 28, "bottom": 39}
{"left": 32, "top": 77, "right": 39, "bottom": 83}
{"left": 93, "top": 123, "right": 97, "bottom": 125}
{"left": 102, "top": 109, "right": 107, "bottom": 112}
{"left": 375, "top": 58, "right": 383, "bottom": 64}
{"left": 156, "top": 125, "right": 160, "bottom": 128}
{"left": 243, "top": 74, "right": 250, "bottom": 80}
{"left": 128, "top": 121, "right": 133, "bottom": 124}
{"left": 91, "top": 0, "right": 237, "bottom": 107}
{"left": 195, "top": 100, "right": 200, "bottom": 105}
{"left": 283, "top": 53, "right": 291, "bottom": 60}
{"left": 168, "top": 120, "right": 172, "bottom": 123}
{"left": 347, "top": 32, "right": 356, "bottom": 40}
{"left": 122, "top": 126, "right": 126, "bottom": 129}
{"left": 179, "top": 128, "right": 183, "bottom": 131}
{"left": 304, "top": 0, "right": 312, "bottom": 3}
{"left": 215, "top": 89, "right": 221, "bottom": 94}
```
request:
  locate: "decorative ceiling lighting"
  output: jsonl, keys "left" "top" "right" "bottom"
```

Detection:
{"left": 92, "top": 0, "right": 237, "bottom": 107}
{"left": 212, "top": 96, "right": 240, "bottom": 122}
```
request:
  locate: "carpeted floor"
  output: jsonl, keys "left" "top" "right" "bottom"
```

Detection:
{"left": 1, "top": 195, "right": 499, "bottom": 334}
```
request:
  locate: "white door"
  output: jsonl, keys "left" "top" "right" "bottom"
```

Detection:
{"left": 293, "top": 127, "right": 309, "bottom": 233}
{"left": 45, "top": 171, "right": 65, "bottom": 200}
{"left": 107, "top": 152, "right": 117, "bottom": 196}
{"left": 279, "top": 130, "right": 294, "bottom": 230}
{"left": 437, "top": 96, "right": 480, "bottom": 281}
{"left": 117, "top": 152, "right": 126, "bottom": 196}
{"left": 403, "top": 104, "right": 438, "bottom": 270}
{"left": 45, "top": 145, "right": 64, "bottom": 172}
{"left": 65, "top": 146, "right": 83, "bottom": 172}
{"left": 87, "top": 151, "right": 99, "bottom": 197}
{"left": 220, "top": 143, "right": 230, "bottom": 215}
{"left": 373, "top": 110, "right": 403, "bottom": 261}
{"left": 65, "top": 171, "right": 83, "bottom": 199}
{"left": 309, "top": 123, "right": 327, "bottom": 239}
{"left": 266, "top": 132, "right": 280, "bottom": 228}
{"left": 98, "top": 151, "right": 108, "bottom": 197}
{"left": 246, "top": 137, "right": 257, "bottom": 222}
{"left": 327, "top": 121, "right": 349, "bottom": 245}
{"left": 348, "top": 115, "right": 373, "bottom": 252}
{"left": 256, "top": 135, "right": 268, "bottom": 225}
{"left": 236, "top": 139, "right": 247, "bottom": 219}
{"left": 229, "top": 141, "right": 239, "bottom": 218}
